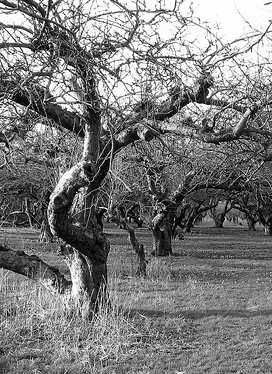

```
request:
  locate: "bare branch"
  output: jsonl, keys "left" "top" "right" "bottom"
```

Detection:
{"left": 0, "top": 23, "right": 33, "bottom": 34}
{"left": 0, "top": 244, "right": 71, "bottom": 292}
{"left": 0, "top": 42, "right": 33, "bottom": 49}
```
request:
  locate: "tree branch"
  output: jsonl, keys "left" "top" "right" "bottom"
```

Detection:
{"left": 0, "top": 244, "right": 71, "bottom": 292}
{"left": 0, "top": 76, "right": 84, "bottom": 136}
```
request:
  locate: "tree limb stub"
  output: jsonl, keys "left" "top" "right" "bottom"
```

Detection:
{"left": 0, "top": 244, "right": 71, "bottom": 292}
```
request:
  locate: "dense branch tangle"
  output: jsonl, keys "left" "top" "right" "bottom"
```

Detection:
{"left": 1, "top": 0, "right": 272, "bottom": 314}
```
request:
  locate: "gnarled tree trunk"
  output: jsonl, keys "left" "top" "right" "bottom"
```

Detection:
{"left": 47, "top": 162, "right": 110, "bottom": 317}
{"left": 151, "top": 211, "right": 172, "bottom": 256}
{"left": 58, "top": 243, "right": 108, "bottom": 316}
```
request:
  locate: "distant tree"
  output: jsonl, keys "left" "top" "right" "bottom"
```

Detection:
{"left": 0, "top": 0, "right": 272, "bottom": 315}
{"left": 209, "top": 198, "right": 233, "bottom": 228}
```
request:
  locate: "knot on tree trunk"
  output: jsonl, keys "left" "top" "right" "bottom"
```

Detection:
{"left": 82, "top": 161, "right": 97, "bottom": 180}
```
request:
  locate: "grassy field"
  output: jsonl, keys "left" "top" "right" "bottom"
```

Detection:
{"left": 1, "top": 223, "right": 272, "bottom": 373}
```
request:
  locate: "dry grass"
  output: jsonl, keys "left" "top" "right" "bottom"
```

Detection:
{"left": 1, "top": 224, "right": 272, "bottom": 373}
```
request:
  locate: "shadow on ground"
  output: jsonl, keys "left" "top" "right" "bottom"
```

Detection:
{"left": 129, "top": 308, "right": 272, "bottom": 320}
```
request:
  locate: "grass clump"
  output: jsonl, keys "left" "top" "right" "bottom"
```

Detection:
{"left": 0, "top": 271, "right": 144, "bottom": 374}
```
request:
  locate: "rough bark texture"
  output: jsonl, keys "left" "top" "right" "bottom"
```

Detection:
{"left": 39, "top": 219, "right": 54, "bottom": 242}
{"left": 151, "top": 211, "right": 172, "bottom": 256}
{"left": 0, "top": 244, "right": 71, "bottom": 292}
{"left": 58, "top": 244, "right": 107, "bottom": 315}
{"left": 47, "top": 164, "right": 110, "bottom": 316}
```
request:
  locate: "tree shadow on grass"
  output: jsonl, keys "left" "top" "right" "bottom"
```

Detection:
{"left": 129, "top": 308, "right": 272, "bottom": 320}
{"left": 170, "top": 266, "right": 272, "bottom": 282}
{"left": 187, "top": 251, "right": 272, "bottom": 261}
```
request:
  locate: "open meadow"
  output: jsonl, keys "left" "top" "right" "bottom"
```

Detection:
{"left": 1, "top": 223, "right": 272, "bottom": 374}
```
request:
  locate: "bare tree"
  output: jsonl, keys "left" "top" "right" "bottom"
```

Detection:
{"left": 1, "top": 0, "right": 272, "bottom": 315}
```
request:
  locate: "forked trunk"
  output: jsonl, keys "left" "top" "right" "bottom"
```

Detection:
{"left": 47, "top": 162, "right": 110, "bottom": 317}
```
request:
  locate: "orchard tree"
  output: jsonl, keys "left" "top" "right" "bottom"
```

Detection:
{"left": 0, "top": 0, "right": 272, "bottom": 315}
{"left": 209, "top": 197, "right": 233, "bottom": 228}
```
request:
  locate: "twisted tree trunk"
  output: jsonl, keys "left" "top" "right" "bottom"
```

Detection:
{"left": 47, "top": 163, "right": 110, "bottom": 316}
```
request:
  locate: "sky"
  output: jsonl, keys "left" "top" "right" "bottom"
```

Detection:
{"left": 194, "top": 0, "right": 272, "bottom": 41}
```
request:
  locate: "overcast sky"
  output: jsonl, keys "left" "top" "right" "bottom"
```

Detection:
{"left": 194, "top": 0, "right": 272, "bottom": 40}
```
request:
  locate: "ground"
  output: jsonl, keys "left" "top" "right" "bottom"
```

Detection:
{"left": 1, "top": 222, "right": 272, "bottom": 373}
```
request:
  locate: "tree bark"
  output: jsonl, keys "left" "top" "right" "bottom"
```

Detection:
{"left": 151, "top": 211, "right": 172, "bottom": 256}
{"left": 58, "top": 244, "right": 108, "bottom": 316}
{"left": 0, "top": 244, "right": 71, "bottom": 292}
{"left": 39, "top": 219, "right": 54, "bottom": 242}
{"left": 37, "top": 191, "right": 54, "bottom": 242}
{"left": 47, "top": 160, "right": 110, "bottom": 317}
